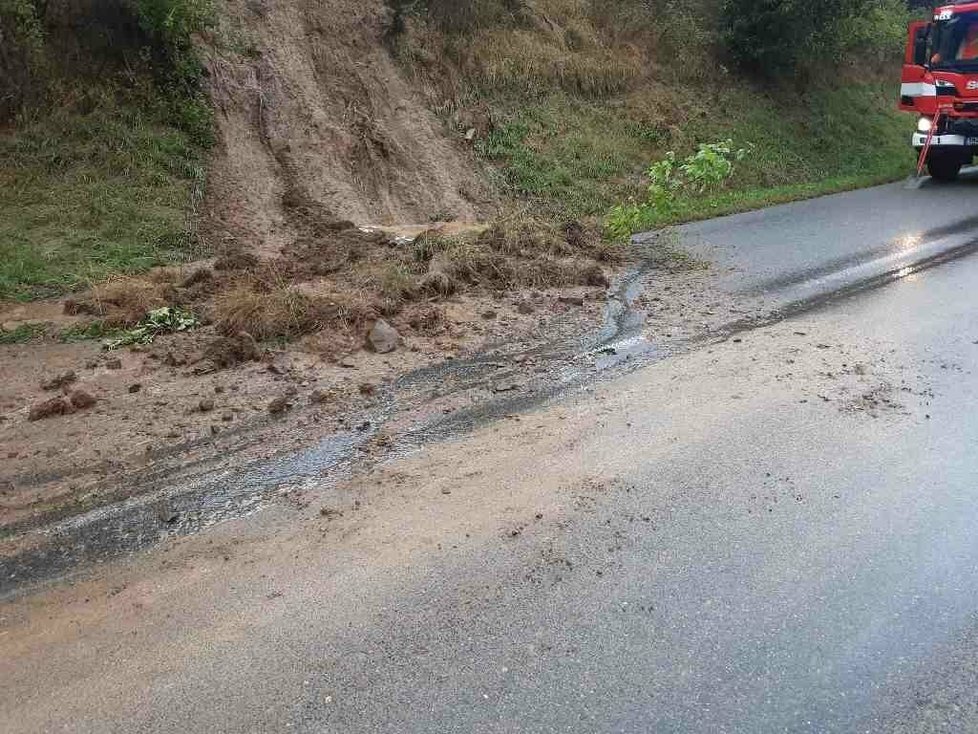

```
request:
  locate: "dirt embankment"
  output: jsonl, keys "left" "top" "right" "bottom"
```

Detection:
{"left": 204, "top": 0, "right": 492, "bottom": 258}
{"left": 0, "top": 0, "right": 626, "bottom": 547}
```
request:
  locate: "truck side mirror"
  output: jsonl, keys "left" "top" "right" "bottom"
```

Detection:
{"left": 913, "top": 25, "right": 930, "bottom": 66}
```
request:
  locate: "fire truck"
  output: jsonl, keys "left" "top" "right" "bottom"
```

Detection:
{"left": 901, "top": 1, "right": 978, "bottom": 180}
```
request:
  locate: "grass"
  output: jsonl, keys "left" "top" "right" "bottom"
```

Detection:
{"left": 0, "top": 322, "right": 48, "bottom": 344}
{"left": 474, "top": 81, "right": 916, "bottom": 228}
{"left": 0, "top": 97, "right": 206, "bottom": 302}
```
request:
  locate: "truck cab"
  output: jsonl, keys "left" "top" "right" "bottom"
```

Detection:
{"left": 901, "top": 1, "right": 978, "bottom": 179}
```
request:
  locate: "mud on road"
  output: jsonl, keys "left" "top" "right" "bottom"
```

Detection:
{"left": 1, "top": 235, "right": 754, "bottom": 595}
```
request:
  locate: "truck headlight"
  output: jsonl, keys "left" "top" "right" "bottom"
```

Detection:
{"left": 917, "top": 117, "right": 933, "bottom": 133}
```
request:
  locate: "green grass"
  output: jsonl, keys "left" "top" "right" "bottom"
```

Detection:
{"left": 0, "top": 99, "right": 205, "bottom": 302}
{"left": 0, "top": 322, "right": 48, "bottom": 344}
{"left": 475, "top": 80, "right": 916, "bottom": 228}
{"left": 57, "top": 320, "right": 124, "bottom": 343}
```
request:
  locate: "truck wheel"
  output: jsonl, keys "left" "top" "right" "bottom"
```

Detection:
{"left": 927, "top": 154, "right": 962, "bottom": 182}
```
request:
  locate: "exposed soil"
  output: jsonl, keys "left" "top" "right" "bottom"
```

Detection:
{"left": 202, "top": 0, "right": 493, "bottom": 257}
{"left": 0, "top": 274, "right": 611, "bottom": 538}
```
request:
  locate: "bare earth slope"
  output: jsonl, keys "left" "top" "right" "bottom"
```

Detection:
{"left": 205, "top": 0, "right": 492, "bottom": 254}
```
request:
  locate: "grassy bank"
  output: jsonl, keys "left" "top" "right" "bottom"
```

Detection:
{"left": 0, "top": 0, "right": 213, "bottom": 303}
{"left": 394, "top": 0, "right": 916, "bottom": 234}
{"left": 0, "top": 101, "right": 205, "bottom": 301}
{"left": 475, "top": 82, "right": 913, "bottom": 227}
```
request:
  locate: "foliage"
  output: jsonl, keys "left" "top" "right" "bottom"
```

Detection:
{"left": 606, "top": 140, "right": 751, "bottom": 240}
{"left": 0, "top": 322, "right": 47, "bottom": 345}
{"left": 0, "top": 0, "right": 45, "bottom": 119}
{"left": 0, "top": 100, "right": 205, "bottom": 300}
{"left": 104, "top": 306, "right": 199, "bottom": 349}
{"left": 721, "top": 0, "right": 912, "bottom": 75}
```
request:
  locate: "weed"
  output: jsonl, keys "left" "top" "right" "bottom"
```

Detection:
{"left": 213, "top": 282, "right": 338, "bottom": 342}
{"left": 57, "top": 321, "right": 123, "bottom": 343}
{"left": 104, "top": 306, "right": 199, "bottom": 349}
{"left": 0, "top": 322, "right": 47, "bottom": 344}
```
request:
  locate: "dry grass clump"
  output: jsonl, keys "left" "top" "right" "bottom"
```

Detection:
{"left": 392, "top": 0, "right": 646, "bottom": 100}
{"left": 470, "top": 29, "right": 642, "bottom": 97}
{"left": 213, "top": 283, "right": 326, "bottom": 342}
{"left": 212, "top": 271, "right": 374, "bottom": 342}
{"left": 407, "top": 217, "right": 622, "bottom": 294}
{"left": 65, "top": 275, "right": 174, "bottom": 326}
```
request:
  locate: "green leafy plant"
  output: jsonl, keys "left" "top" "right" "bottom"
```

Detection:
{"left": 606, "top": 140, "right": 751, "bottom": 240}
{"left": 104, "top": 306, "right": 199, "bottom": 349}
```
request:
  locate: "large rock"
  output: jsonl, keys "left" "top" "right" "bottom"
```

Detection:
{"left": 367, "top": 319, "right": 400, "bottom": 354}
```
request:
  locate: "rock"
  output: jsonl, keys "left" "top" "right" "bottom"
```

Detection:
{"left": 492, "top": 378, "right": 521, "bottom": 393}
{"left": 198, "top": 398, "right": 215, "bottom": 412}
{"left": 104, "top": 357, "right": 123, "bottom": 370}
{"left": 41, "top": 370, "right": 77, "bottom": 391}
{"left": 559, "top": 295, "right": 585, "bottom": 307}
{"left": 516, "top": 300, "right": 535, "bottom": 315}
{"left": 339, "top": 356, "right": 357, "bottom": 368}
{"left": 481, "top": 310, "right": 497, "bottom": 320}
{"left": 128, "top": 383, "right": 142, "bottom": 394}
{"left": 210, "top": 425, "right": 220, "bottom": 436}
{"left": 267, "top": 396, "right": 291, "bottom": 416}
{"left": 84, "top": 359, "right": 98, "bottom": 369}
{"left": 367, "top": 319, "right": 400, "bottom": 354}
{"left": 221, "top": 411, "right": 234, "bottom": 422}
{"left": 28, "top": 397, "right": 75, "bottom": 421}
{"left": 163, "top": 350, "right": 188, "bottom": 367}
{"left": 310, "top": 389, "right": 331, "bottom": 404}
{"left": 358, "top": 382, "right": 378, "bottom": 396}
{"left": 200, "top": 332, "right": 261, "bottom": 369}
{"left": 68, "top": 389, "right": 97, "bottom": 410}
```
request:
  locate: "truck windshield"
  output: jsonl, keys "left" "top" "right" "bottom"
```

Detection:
{"left": 932, "top": 12, "right": 978, "bottom": 70}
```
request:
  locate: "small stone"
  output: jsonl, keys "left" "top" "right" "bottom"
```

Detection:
{"left": 221, "top": 411, "right": 234, "bottom": 422}
{"left": 339, "top": 356, "right": 357, "bottom": 368}
{"left": 128, "top": 383, "right": 142, "bottom": 394}
{"left": 28, "top": 397, "right": 75, "bottom": 421}
{"left": 481, "top": 310, "right": 497, "bottom": 320}
{"left": 214, "top": 385, "right": 225, "bottom": 394}
{"left": 310, "top": 389, "right": 330, "bottom": 404}
{"left": 367, "top": 319, "right": 400, "bottom": 354}
{"left": 358, "top": 382, "right": 378, "bottom": 396}
{"left": 559, "top": 295, "right": 585, "bottom": 307}
{"left": 84, "top": 359, "right": 98, "bottom": 369}
{"left": 516, "top": 301, "right": 534, "bottom": 315}
{"left": 105, "top": 357, "right": 122, "bottom": 370}
{"left": 267, "top": 396, "right": 291, "bottom": 416}
{"left": 210, "top": 425, "right": 220, "bottom": 435}
{"left": 492, "top": 379, "right": 521, "bottom": 393}
{"left": 198, "top": 398, "right": 215, "bottom": 412}
{"left": 441, "top": 488, "right": 452, "bottom": 495}
{"left": 41, "top": 370, "right": 77, "bottom": 391}
{"left": 68, "top": 389, "right": 97, "bottom": 410}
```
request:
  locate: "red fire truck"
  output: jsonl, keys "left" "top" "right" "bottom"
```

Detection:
{"left": 901, "top": 1, "right": 978, "bottom": 180}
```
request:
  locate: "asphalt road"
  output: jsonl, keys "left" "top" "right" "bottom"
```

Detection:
{"left": 6, "top": 179, "right": 978, "bottom": 732}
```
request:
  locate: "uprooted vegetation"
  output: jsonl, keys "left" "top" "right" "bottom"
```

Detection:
{"left": 11, "top": 213, "right": 619, "bottom": 358}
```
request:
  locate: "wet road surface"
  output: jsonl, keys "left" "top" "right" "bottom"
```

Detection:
{"left": 5, "top": 181, "right": 978, "bottom": 732}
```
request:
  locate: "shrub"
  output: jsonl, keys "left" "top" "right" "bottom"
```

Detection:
{"left": 0, "top": 0, "right": 45, "bottom": 121}
{"left": 606, "top": 140, "right": 751, "bottom": 240}
{"left": 722, "top": 0, "right": 859, "bottom": 74}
